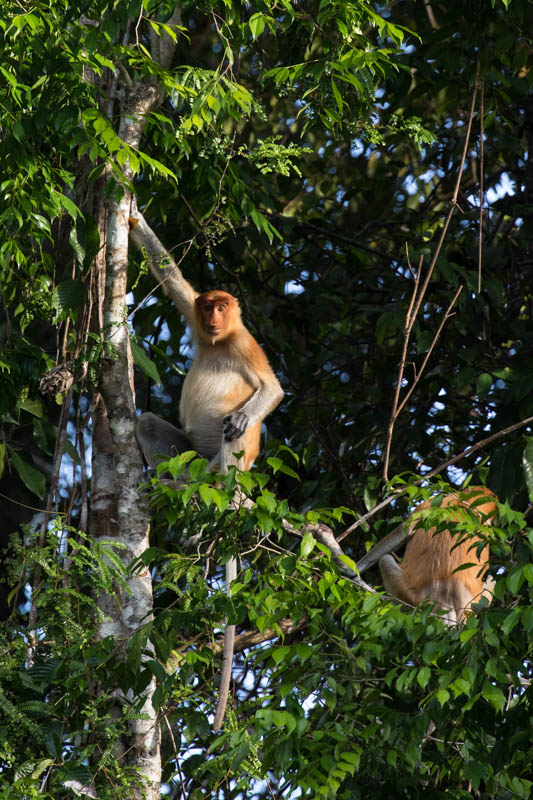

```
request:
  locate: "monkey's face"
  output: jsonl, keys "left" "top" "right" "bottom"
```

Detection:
{"left": 195, "top": 290, "right": 239, "bottom": 343}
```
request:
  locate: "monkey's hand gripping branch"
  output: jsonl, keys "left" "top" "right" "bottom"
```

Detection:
{"left": 223, "top": 411, "right": 249, "bottom": 442}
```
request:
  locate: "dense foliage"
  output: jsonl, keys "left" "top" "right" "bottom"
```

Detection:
{"left": 1, "top": 0, "right": 533, "bottom": 797}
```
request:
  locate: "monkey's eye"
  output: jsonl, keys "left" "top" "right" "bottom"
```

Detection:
{"left": 217, "top": 305, "right": 226, "bottom": 312}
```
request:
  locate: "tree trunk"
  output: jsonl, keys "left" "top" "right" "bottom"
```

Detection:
{"left": 87, "top": 10, "right": 182, "bottom": 794}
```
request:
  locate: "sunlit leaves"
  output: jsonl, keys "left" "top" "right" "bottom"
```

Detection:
{"left": 3, "top": 0, "right": 533, "bottom": 796}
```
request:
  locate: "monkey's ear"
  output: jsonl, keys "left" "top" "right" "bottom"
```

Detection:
{"left": 128, "top": 216, "right": 139, "bottom": 230}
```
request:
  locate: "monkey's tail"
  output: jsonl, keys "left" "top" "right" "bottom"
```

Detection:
{"left": 213, "top": 556, "right": 237, "bottom": 731}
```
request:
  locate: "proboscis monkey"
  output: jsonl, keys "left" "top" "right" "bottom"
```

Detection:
{"left": 135, "top": 284, "right": 283, "bottom": 472}
{"left": 378, "top": 487, "right": 497, "bottom": 624}
{"left": 130, "top": 209, "right": 283, "bottom": 731}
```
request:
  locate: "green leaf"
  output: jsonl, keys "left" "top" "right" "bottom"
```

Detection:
{"left": 69, "top": 227, "right": 85, "bottom": 264}
{"left": 164, "top": 450, "right": 195, "bottom": 480}
{"left": 238, "top": 472, "right": 257, "bottom": 493}
{"left": 476, "top": 372, "right": 493, "bottom": 399}
{"left": 31, "top": 213, "right": 51, "bottom": 233}
{"left": 249, "top": 13, "right": 266, "bottom": 39}
{"left": 502, "top": 607, "right": 521, "bottom": 635}
{"left": 338, "top": 553, "right": 357, "bottom": 573}
{"left": 507, "top": 565, "right": 524, "bottom": 595}
{"left": 52, "top": 280, "right": 85, "bottom": 316}
{"left": 267, "top": 456, "right": 299, "bottom": 479}
{"left": 376, "top": 311, "right": 402, "bottom": 346}
{"left": 482, "top": 683, "right": 506, "bottom": 713}
{"left": 300, "top": 531, "right": 316, "bottom": 558}
{"left": 188, "top": 458, "right": 208, "bottom": 480}
{"left": 459, "top": 627, "right": 478, "bottom": 644}
{"left": 271, "top": 645, "right": 291, "bottom": 665}
{"left": 19, "top": 394, "right": 43, "bottom": 418}
{"left": 436, "top": 689, "right": 450, "bottom": 706}
{"left": 60, "top": 194, "right": 80, "bottom": 219}
{"left": 522, "top": 606, "right": 533, "bottom": 631}
{"left": 331, "top": 78, "right": 343, "bottom": 113}
{"left": 267, "top": 456, "right": 283, "bottom": 473}
{"left": 9, "top": 449, "right": 45, "bottom": 498}
{"left": 523, "top": 563, "right": 533, "bottom": 584}
{"left": 131, "top": 341, "right": 161, "bottom": 386}
{"left": 198, "top": 484, "right": 214, "bottom": 507}
{"left": 417, "top": 666, "right": 431, "bottom": 689}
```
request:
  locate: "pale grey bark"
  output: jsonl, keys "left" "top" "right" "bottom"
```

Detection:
{"left": 88, "top": 9, "right": 181, "bottom": 796}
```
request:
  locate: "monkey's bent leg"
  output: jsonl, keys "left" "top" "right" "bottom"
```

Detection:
{"left": 136, "top": 411, "right": 193, "bottom": 469}
{"left": 215, "top": 421, "right": 262, "bottom": 473}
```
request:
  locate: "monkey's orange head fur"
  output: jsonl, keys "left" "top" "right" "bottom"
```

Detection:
{"left": 194, "top": 290, "right": 241, "bottom": 344}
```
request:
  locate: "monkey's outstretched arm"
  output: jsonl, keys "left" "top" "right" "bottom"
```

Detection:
{"left": 129, "top": 201, "right": 198, "bottom": 325}
{"left": 356, "top": 520, "right": 414, "bottom": 575}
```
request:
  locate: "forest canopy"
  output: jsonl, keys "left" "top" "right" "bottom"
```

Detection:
{"left": 1, "top": 0, "right": 533, "bottom": 797}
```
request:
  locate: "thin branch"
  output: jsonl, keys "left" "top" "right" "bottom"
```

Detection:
{"left": 382, "top": 61, "right": 481, "bottom": 481}
{"left": 164, "top": 715, "right": 186, "bottom": 797}
{"left": 422, "top": 414, "right": 533, "bottom": 481}
{"left": 205, "top": 132, "right": 237, "bottom": 226}
{"left": 310, "top": 524, "right": 376, "bottom": 592}
{"left": 382, "top": 252, "right": 423, "bottom": 481}
{"left": 478, "top": 77, "right": 485, "bottom": 293}
{"left": 396, "top": 284, "right": 463, "bottom": 420}
{"left": 27, "top": 387, "right": 74, "bottom": 664}
{"left": 423, "top": 0, "right": 440, "bottom": 30}
{"left": 211, "top": 618, "right": 309, "bottom": 656}
{"left": 340, "top": 411, "right": 533, "bottom": 542}
{"left": 383, "top": 276, "right": 463, "bottom": 481}
{"left": 108, "top": 23, "right": 133, "bottom": 116}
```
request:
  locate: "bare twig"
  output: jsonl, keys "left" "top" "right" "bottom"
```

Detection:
{"left": 164, "top": 715, "right": 186, "bottom": 796}
{"left": 383, "top": 275, "right": 463, "bottom": 481}
{"left": 423, "top": 0, "right": 439, "bottom": 30}
{"left": 397, "top": 284, "right": 463, "bottom": 421}
{"left": 478, "top": 77, "right": 485, "bottom": 293}
{"left": 382, "top": 252, "right": 422, "bottom": 481}
{"left": 382, "top": 62, "right": 481, "bottom": 481}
